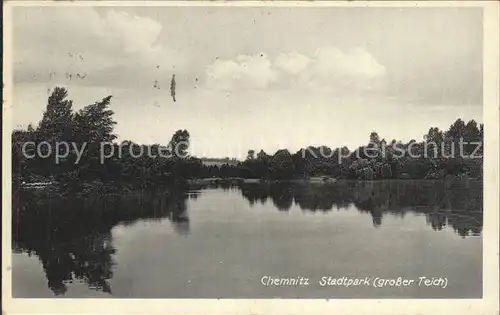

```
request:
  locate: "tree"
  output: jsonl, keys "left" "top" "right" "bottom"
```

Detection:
{"left": 424, "top": 127, "right": 444, "bottom": 143}
{"left": 478, "top": 123, "right": 484, "bottom": 156}
{"left": 369, "top": 132, "right": 381, "bottom": 146}
{"left": 24, "top": 88, "right": 76, "bottom": 178}
{"left": 73, "top": 95, "right": 117, "bottom": 143}
{"left": 12, "top": 129, "right": 34, "bottom": 181}
{"left": 169, "top": 130, "right": 190, "bottom": 159}
{"left": 257, "top": 149, "right": 269, "bottom": 161}
{"left": 424, "top": 127, "right": 444, "bottom": 158}
{"left": 269, "top": 149, "right": 295, "bottom": 180}
{"left": 246, "top": 150, "right": 255, "bottom": 160}
{"left": 463, "top": 120, "right": 481, "bottom": 156}
{"left": 64, "top": 95, "right": 117, "bottom": 182}
{"left": 446, "top": 118, "right": 467, "bottom": 140}
{"left": 37, "top": 87, "right": 74, "bottom": 142}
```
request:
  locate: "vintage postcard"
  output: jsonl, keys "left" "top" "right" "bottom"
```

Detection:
{"left": 2, "top": 1, "right": 499, "bottom": 314}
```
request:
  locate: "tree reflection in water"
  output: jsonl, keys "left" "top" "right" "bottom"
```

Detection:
{"left": 12, "top": 180, "right": 482, "bottom": 296}
{"left": 12, "top": 188, "right": 193, "bottom": 296}
{"left": 239, "top": 180, "right": 483, "bottom": 236}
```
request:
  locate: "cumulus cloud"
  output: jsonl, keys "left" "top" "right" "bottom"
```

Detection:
{"left": 312, "top": 47, "right": 386, "bottom": 79}
{"left": 205, "top": 53, "right": 277, "bottom": 90}
{"left": 274, "top": 51, "right": 310, "bottom": 75}
{"left": 13, "top": 7, "right": 184, "bottom": 88}
{"left": 102, "top": 10, "right": 163, "bottom": 54}
{"left": 205, "top": 46, "right": 386, "bottom": 92}
{"left": 15, "top": 7, "right": 387, "bottom": 96}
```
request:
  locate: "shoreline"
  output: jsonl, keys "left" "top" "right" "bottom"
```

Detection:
{"left": 187, "top": 176, "right": 482, "bottom": 186}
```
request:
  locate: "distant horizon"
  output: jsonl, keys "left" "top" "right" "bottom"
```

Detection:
{"left": 14, "top": 99, "right": 482, "bottom": 161}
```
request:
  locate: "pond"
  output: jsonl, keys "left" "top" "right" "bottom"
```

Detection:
{"left": 12, "top": 180, "right": 483, "bottom": 298}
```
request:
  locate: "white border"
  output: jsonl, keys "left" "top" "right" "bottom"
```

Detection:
{"left": 2, "top": 2, "right": 499, "bottom": 314}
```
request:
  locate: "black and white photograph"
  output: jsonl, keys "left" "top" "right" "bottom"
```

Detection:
{"left": 2, "top": 1, "right": 499, "bottom": 314}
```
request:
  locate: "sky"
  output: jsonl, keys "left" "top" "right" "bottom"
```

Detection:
{"left": 11, "top": 5, "right": 483, "bottom": 159}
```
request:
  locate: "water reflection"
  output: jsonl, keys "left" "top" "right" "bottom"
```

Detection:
{"left": 12, "top": 181, "right": 482, "bottom": 296}
{"left": 12, "top": 188, "right": 193, "bottom": 296}
{"left": 238, "top": 180, "right": 483, "bottom": 236}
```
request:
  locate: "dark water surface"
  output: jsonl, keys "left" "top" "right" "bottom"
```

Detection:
{"left": 12, "top": 180, "right": 482, "bottom": 298}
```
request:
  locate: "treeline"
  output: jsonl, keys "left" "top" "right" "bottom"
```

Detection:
{"left": 12, "top": 87, "right": 484, "bottom": 191}
{"left": 12, "top": 87, "right": 201, "bottom": 191}
{"left": 232, "top": 118, "right": 483, "bottom": 180}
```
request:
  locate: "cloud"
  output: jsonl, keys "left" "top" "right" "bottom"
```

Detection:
{"left": 205, "top": 53, "right": 277, "bottom": 90}
{"left": 13, "top": 7, "right": 185, "bottom": 88}
{"left": 299, "top": 47, "right": 386, "bottom": 92}
{"left": 102, "top": 10, "right": 162, "bottom": 54}
{"left": 274, "top": 51, "right": 310, "bottom": 75}
{"left": 313, "top": 47, "right": 386, "bottom": 79}
{"left": 204, "top": 47, "right": 386, "bottom": 92}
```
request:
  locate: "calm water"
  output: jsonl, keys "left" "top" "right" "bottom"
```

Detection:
{"left": 12, "top": 180, "right": 482, "bottom": 298}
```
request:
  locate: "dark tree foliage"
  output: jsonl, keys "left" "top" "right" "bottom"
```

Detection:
{"left": 12, "top": 88, "right": 483, "bottom": 189}
{"left": 12, "top": 87, "right": 195, "bottom": 193}
{"left": 233, "top": 118, "right": 482, "bottom": 181}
